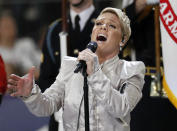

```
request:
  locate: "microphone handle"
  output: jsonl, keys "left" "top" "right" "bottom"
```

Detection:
{"left": 74, "top": 60, "right": 86, "bottom": 73}
{"left": 74, "top": 41, "right": 97, "bottom": 73}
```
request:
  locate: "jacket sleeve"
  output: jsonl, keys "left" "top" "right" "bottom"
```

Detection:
{"left": 87, "top": 58, "right": 145, "bottom": 119}
{"left": 23, "top": 56, "right": 74, "bottom": 117}
{"left": 23, "top": 80, "right": 63, "bottom": 117}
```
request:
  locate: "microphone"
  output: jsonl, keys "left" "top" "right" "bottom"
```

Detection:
{"left": 74, "top": 41, "right": 97, "bottom": 73}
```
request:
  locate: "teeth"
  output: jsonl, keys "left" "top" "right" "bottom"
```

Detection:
{"left": 98, "top": 34, "right": 106, "bottom": 38}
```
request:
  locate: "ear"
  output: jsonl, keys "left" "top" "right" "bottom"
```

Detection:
{"left": 120, "top": 34, "right": 126, "bottom": 47}
{"left": 120, "top": 40, "right": 126, "bottom": 48}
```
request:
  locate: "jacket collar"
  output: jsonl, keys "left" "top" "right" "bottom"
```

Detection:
{"left": 101, "top": 55, "right": 119, "bottom": 73}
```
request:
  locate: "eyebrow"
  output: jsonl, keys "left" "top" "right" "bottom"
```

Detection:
{"left": 95, "top": 18, "right": 120, "bottom": 26}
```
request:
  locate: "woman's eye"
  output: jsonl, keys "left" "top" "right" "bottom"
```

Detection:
{"left": 109, "top": 24, "right": 116, "bottom": 29}
{"left": 96, "top": 22, "right": 102, "bottom": 26}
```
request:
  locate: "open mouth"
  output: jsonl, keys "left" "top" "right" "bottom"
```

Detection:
{"left": 96, "top": 34, "right": 107, "bottom": 42}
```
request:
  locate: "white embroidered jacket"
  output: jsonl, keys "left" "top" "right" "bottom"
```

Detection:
{"left": 23, "top": 55, "right": 145, "bottom": 131}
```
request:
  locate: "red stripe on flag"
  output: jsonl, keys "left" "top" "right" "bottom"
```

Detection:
{"left": 160, "top": 0, "right": 177, "bottom": 43}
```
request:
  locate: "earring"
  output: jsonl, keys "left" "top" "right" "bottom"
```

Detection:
{"left": 120, "top": 46, "right": 122, "bottom": 51}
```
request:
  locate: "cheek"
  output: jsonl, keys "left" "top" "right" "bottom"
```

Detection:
{"left": 111, "top": 31, "right": 122, "bottom": 43}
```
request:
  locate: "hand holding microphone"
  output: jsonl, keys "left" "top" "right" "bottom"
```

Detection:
{"left": 74, "top": 42, "right": 97, "bottom": 75}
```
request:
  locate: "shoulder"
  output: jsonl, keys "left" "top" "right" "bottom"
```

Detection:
{"left": 120, "top": 60, "right": 145, "bottom": 78}
{"left": 62, "top": 56, "right": 77, "bottom": 65}
{"left": 56, "top": 56, "right": 77, "bottom": 80}
{"left": 45, "top": 18, "right": 63, "bottom": 42}
{"left": 60, "top": 56, "right": 77, "bottom": 72}
{"left": 14, "top": 37, "right": 35, "bottom": 49}
{"left": 46, "top": 18, "right": 62, "bottom": 35}
{"left": 48, "top": 18, "right": 62, "bottom": 29}
{"left": 91, "top": 9, "right": 100, "bottom": 17}
{"left": 89, "top": 9, "right": 100, "bottom": 23}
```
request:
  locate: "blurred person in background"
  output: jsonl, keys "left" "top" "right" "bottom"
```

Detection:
{"left": 0, "top": 10, "right": 18, "bottom": 77}
{"left": 122, "top": 0, "right": 159, "bottom": 66}
{"left": 0, "top": 10, "right": 41, "bottom": 79}
{"left": 0, "top": 55, "right": 7, "bottom": 105}
{"left": 37, "top": 0, "right": 99, "bottom": 130}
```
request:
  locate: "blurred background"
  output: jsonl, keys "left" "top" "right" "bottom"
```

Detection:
{"left": 0, "top": 0, "right": 177, "bottom": 131}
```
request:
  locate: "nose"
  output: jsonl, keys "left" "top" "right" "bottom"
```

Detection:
{"left": 101, "top": 23, "right": 107, "bottom": 31}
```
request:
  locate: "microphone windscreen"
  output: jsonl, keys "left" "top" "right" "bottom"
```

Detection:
{"left": 86, "top": 41, "right": 97, "bottom": 53}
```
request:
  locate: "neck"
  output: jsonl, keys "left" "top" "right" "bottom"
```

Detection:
{"left": 70, "top": 1, "right": 92, "bottom": 13}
